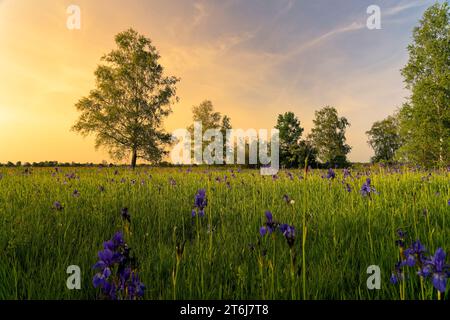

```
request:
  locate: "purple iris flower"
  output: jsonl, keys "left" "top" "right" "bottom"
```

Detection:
{"left": 343, "top": 168, "right": 351, "bottom": 179}
{"left": 260, "top": 211, "right": 278, "bottom": 236}
{"left": 421, "top": 248, "right": 449, "bottom": 293}
{"left": 192, "top": 189, "right": 207, "bottom": 218}
{"left": 53, "top": 201, "right": 64, "bottom": 211}
{"left": 402, "top": 240, "right": 426, "bottom": 267}
{"left": 259, "top": 226, "right": 267, "bottom": 237}
{"left": 360, "top": 178, "right": 377, "bottom": 196}
{"left": 93, "top": 232, "right": 145, "bottom": 299}
{"left": 390, "top": 273, "right": 399, "bottom": 285}
{"left": 195, "top": 189, "right": 207, "bottom": 209}
{"left": 279, "top": 224, "right": 296, "bottom": 247}
{"left": 390, "top": 261, "right": 404, "bottom": 285}
{"left": 327, "top": 168, "right": 336, "bottom": 180}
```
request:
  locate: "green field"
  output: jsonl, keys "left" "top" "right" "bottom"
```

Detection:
{"left": 0, "top": 166, "right": 448, "bottom": 300}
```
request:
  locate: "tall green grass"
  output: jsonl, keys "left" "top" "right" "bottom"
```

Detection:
{"left": 0, "top": 167, "right": 448, "bottom": 299}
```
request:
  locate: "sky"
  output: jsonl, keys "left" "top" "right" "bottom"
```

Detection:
{"left": 0, "top": 0, "right": 442, "bottom": 164}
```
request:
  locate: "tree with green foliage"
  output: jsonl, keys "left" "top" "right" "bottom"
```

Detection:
{"left": 398, "top": 2, "right": 450, "bottom": 167}
{"left": 275, "top": 111, "right": 316, "bottom": 168}
{"left": 275, "top": 112, "right": 303, "bottom": 168}
{"left": 187, "top": 100, "right": 232, "bottom": 163}
{"left": 309, "top": 106, "right": 351, "bottom": 167}
{"left": 188, "top": 100, "right": 223, "bottom": 134}
{"left": 366, "top": 114, "right": 401, "bottom": 163}
{"left": 72, "top": 29, "right": 179, "bottom": 168}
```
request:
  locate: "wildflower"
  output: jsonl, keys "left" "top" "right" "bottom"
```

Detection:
{"left": 402, "top": 240, "right": 426, "bottom": 267}
{"left": 390, "top": 261, "right": 404, "bottom": 285}
{"left": 390, "top": 273, "right": 399, "bottom": 285}
{"left": 279, "top": 224, "right": 295, "bottom": 247}
{"left": 121, "top": 207, "right": 131, "bottom": 223}
{"left": 283, "top": 194, "right": 295, "bottom": 205}
{"left": 259, "top": 226, "right": 267, "bottom": 237}
{"left": 360, "top": 178, "right": 377, "bottom": 197}
{"left": 169, "top": 178, "right": 176, "bottom": 186}
{"left": 343, "top": 168, "right": 351, "bottom": 179}
{"left": 397, "top": 229, "right": 406, "bottom": 238}
{"left": 326, "top": 168, "right": 336, "bottom": 180}
{"left": 72, "top": 189, "right": 80, "bottom": 197}
{"left": 53, "top": 201, "right": 64, "bottom": 211}
{"left": 395, "top": 229, "right": 406, "bottom": 248}
{"left": 65, "top": 173, "right": 74, "bottom": 179}
{"left": 192, "top": 189, "right": 207, "bottom": 218}
{"left": 260, "top": 211, "right": 278, "bottom": 236}
{"left": 420, "top": 248, "right": 449, "bottom": 293}
{"left": 93, "top": 232, "right": 145, "bottom": 300}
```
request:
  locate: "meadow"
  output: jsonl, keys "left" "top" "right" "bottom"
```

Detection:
{"left": 0, "top": 166, "right": 448, "bottom": 300}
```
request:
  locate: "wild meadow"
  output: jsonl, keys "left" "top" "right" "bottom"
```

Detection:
{"left": 0, "top": 166, "right": 448, "bottom": 300}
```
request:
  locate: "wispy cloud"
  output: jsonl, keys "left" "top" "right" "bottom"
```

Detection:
{"left": 385, "top": 0, "right": 434, "bottom": 16}
{"left": 280, "top": 21, "right": 365, "bottom": 62}
{"left": 193, "top": 2, "right": 208, "bottom": 26}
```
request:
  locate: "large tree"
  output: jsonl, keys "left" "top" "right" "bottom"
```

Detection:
{"left": 309, "top": 106, "right": 351, "bottom": 167}
{"left": 398, "top": 2, "right": 450, "bottom": 167}
{"left": 366, "top": 114, "right": 402, "bottom": 163}
{"left": 275, "top": 111, "right": 316, "bottom": 168}
{"left": 72, "top": 29, "right": 179, "bottom": 168}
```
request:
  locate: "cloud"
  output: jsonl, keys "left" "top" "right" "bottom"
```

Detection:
{"left": 385, "top": 0, "right": 434, "bottom": 16}
{"left": 280, "top": 21, "right": 365, "bottom": 62}
{"left": 193, "top": 2, "right": 208, "bottom": 26}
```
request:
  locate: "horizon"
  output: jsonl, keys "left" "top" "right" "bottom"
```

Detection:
{"left": 0, "top": 0, "right": 443, "bottom": 164}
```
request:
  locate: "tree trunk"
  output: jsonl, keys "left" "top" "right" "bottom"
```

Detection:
{"left": 131, "top": 148, "right": 137, "bottom": 169}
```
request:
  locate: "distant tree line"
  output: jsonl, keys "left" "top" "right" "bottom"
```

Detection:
{"left": 0, "top": 161, "right": 110, "bottom": 167}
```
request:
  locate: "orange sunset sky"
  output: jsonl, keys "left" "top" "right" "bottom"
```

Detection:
{"left": 0, "top": 0, "right": 439, "bottom": 163}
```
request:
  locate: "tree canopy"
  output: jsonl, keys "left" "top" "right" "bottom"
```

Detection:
{"left": 72, "top": 29, "right": 179, "bottom": 168}
{"left": 366, "top": 114, "right": 401, "bottom": 163}
{"left": 309, "top": 106, "right": 351, "bottom": 167}
{"left": 275, "top": 111, "right": 316, "bottom": 168}
{"left": 397, "top": 2, "right": 450, "bottom": 167}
